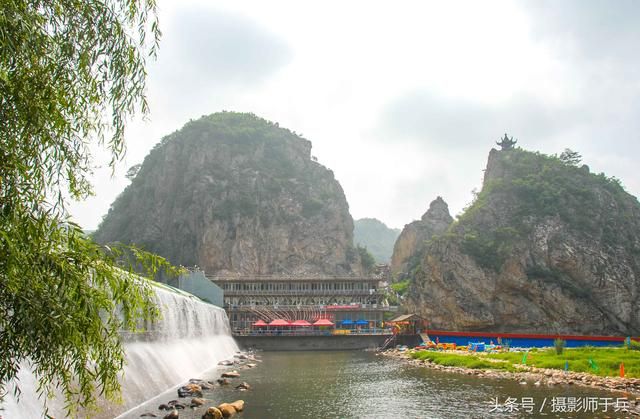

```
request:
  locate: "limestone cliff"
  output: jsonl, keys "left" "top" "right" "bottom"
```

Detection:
{"left": 94, "top": 112, "right": 362, "bottom": 276}
{"left": 408, "top": 148, "right": 640, "bottom": 336}
{"left": 390, "top": 197, "right": 453, "bottom": 279}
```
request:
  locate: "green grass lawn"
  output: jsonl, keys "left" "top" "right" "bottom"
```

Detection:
{"left": 410, "top": 350, "right": 517, "bottom": 372}
{"left": 410, "top": 347, "right": 640, "bottom": 378}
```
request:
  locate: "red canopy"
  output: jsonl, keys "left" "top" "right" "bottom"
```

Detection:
{"left": 313, "top": 318, "right": 334, "bottom": 326}
{"left": 269, "top": 319, "right": 291, "bottom": 327}
{"left": 291, "top": 319, "right": 312, "bottom": 327}
{"left": 253, "top": 319, "right": 268, "bottom": 327}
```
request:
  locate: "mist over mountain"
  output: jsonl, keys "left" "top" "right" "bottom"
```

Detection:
{"left": 353, "top": 218, "right": 400, "bottom": 264}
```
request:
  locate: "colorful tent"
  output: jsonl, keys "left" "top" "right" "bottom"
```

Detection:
{"left": 291, "top": 320, "right": 312, "bottom": 327}
{"left": 269, "top": 319, "right": 291, "bottom": 327}
{"left": 313, "top": 318, "right": 334, "bottom": 326}
{"left": 355, "top": 319, "right": 369, "bottom": 326}
{"left": 252, "top": 319, "right": 268, "bottom": 327}
{"left": 340, "top": 319, "right": 354, "bottom": 326}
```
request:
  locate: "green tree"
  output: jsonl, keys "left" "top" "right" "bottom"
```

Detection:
{"left": 559, "top": 148, "right": 582, "bottom": 166}
{"left": 0, "top": 0, "right": 172, "bottom": 415}
{"left": 357, "top": 245, "right": 376, "bottom": 273}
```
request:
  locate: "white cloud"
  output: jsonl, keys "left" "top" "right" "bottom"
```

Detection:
{"left": 69, "top": 0, "right": 640, "bottom": 232}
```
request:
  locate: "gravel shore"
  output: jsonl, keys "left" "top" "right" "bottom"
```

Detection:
{"left": 380, "top": 348, "right": 640, "bottom": 416}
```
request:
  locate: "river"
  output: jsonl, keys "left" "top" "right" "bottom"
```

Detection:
{"left": 124, "top": 350, "right": 632, "bottom": 418}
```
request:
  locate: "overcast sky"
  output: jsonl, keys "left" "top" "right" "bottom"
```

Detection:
{"left": 70, "top": 0, "right": 640, "bottom": 231}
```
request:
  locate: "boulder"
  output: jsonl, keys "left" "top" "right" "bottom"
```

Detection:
{"left": 217, "top": 378, "right": 230, "bottom": 386}
{"left": 221, "top": 371, "right": 240, "bottom": 378}
{"left": 189, "top": 379, "right": 213, "bottom": 389}
{"left": 178, "top": 383, "right": 203, "bottom": 398}
{"left": 140, "top": 413, "right": 158, "bottom": 418}
{"left": 230, "top": 400, "right": 245, "bottom": 412}
{"left": 235, "top": 382, "right": 251, "bottom": 390}
{"left": 202, "top": 407, "right": 223, "bottom": 419}
{"left": 191, "top": 398, "right": 206, "bottom": 407}
{"left": 217, "top": 403, "right": 237, "bottom": 418}
{"left": 163, "top": 410, "right": 179, "bottom": 419}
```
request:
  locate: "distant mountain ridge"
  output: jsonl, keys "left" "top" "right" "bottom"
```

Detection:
{"left": 353, "top": 218, "right": 400, "bottom": 264}
{"left": 94, "top": 112, "right": 363, "bottom": 276}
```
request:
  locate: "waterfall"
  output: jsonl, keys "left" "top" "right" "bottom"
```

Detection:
{"left": 1, "top": 284, "right": 238, "bottom": 418}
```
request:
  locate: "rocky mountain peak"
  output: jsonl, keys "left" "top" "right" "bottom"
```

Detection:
{"left": 406, "top": 147, "right": 640, "bottom": 335}
{"left": 94, "top": 112, "right": 363, "bottom": 276}
{"left": 390, "top": 197, "right": 453, "bottom": 279}
{"left": 421, "top": 196, "right": 453, "bottom": 225}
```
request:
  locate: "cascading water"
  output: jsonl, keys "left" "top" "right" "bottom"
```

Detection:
{"left": 2, "top": 284, "right": 239, "bottom": 418}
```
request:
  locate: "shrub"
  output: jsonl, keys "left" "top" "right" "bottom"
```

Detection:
{"left": 554, "top": 338, "right": 566, "bottom": 355}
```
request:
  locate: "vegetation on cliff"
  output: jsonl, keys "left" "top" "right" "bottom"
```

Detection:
{"left": 454, "top": 148, "right": 636, "bottom": 271}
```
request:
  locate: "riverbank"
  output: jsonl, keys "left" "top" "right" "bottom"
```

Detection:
{"left": 381, "top": 347, "right": 640, "bottom": 415}
{"left": 126, "top": 350, "right": 640, "bottom": 418}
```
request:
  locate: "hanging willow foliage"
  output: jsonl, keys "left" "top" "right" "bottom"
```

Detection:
{"left": 0, "top": 1, "right": 183, "bottom": 416}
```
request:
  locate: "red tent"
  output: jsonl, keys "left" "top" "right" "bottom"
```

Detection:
{"left": 268, "top": 319, "right": 291, "bottom": 327}
{"left": 291, "top": 319, "right": 312, "bottom": 327}
{"left": 313, "top": 318, "right": 334, "bottom": 327}
{"left": 252, "top": 319, "right": 268, "bottom": 327}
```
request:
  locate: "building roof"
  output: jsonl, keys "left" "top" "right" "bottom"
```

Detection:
{"left": 313, "top": 318, "right": 334, "bottom": 326}
{"left": 268, "top": 319, "right": 291, "bottom": 326}
{"left": 389, "top": 313, "right": 426, "bottom": 322}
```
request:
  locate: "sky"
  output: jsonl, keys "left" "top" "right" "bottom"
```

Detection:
{"left": 70, "top": 0, "right": 640, "bottom": 231}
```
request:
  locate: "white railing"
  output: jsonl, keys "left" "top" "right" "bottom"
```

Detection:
{"left": 223, "top": 289, "right": 382, "bottom": 296}
{"left": 233, "top": 328, "right": 393, "bottom": 337}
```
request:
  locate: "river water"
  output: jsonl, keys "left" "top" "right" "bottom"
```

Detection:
{"left": 125, "top": 350, "right": 633, "bottom": 418}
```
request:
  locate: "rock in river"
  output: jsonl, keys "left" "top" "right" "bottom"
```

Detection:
{"left": 163, "top": 410, "right": 179, "bottom": 419}
{"left": 221, "top": 371, "right": 240, "bottom": 378}
{"left": 202, "top": 407, "right": 223, "bottom": 419}
{"left": 230, "top": 400, "right": 245, "bottom": 412}
{"left": 217, "top": 403, "right": 237, "bottom": 417}
{"left": 177, "top": 383, "right": 202, "bottom": 398}
{"left": 235, "top": 382, "right": 251, "bottom": 390}
{"left": 191, "top": 398, "right": 206, "bottom": 407}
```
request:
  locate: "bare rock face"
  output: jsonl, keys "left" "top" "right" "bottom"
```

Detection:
{"left": 390, "top": 197, "right": 453, "bottom": 279}
{"left": 94, "top": 112, "right": 361, "bottom": 276}
{"left": 407, "top": 148, "right": 640, "bottom": 336}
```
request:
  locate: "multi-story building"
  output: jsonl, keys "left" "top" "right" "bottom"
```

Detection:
{"left": 209, "top": 275, "right": 396, "bottom": 333}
